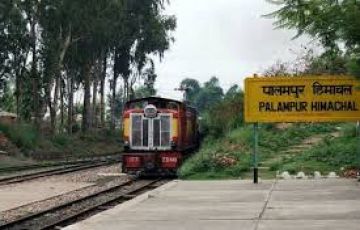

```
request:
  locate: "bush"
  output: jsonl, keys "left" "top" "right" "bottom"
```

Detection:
{"left": 341, "top": 123, "right": 358, "bottom": 137}
{"left": 52, "top": 134, "right": 71, "bottom": 147}
{"left": 200, "top": 91, "right": 244, "bottom": 138}
{"left": 0, "top": 123, "right": 39, "bottom": 150}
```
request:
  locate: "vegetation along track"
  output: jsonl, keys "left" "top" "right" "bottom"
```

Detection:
{"left": 0, "top": 178, "right": 169, "bottom": 230}
{"left": 0, "top": 159, "right": 122, "bottom": 186}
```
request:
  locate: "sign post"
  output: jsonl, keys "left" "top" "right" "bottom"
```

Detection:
{"left": 357, "top": 121, "right": 360, "bottom": 178}
{"left": 253, "top": 123, "right": 259, "bottom": 184}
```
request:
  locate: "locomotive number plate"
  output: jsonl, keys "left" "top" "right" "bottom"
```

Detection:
{"left": 162, "top": 157, "right": 178, "bottom": 163}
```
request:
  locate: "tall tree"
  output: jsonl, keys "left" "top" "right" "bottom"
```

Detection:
{"left": 267, "top": 0, "right": 360, "bottom": 78}
{"left": 1, "top": 0, "right": 176, "bottom": 135}
{"left": 179, "top": 78, "right": 201, "bottom": 102}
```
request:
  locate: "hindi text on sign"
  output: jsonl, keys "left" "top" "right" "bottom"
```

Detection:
{"left": 244, "top": 76, "right": 360, "bottom": 123}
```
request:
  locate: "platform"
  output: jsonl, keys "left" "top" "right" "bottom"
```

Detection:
{"left": 64, "top": 179, "right": 360, "bottom": 230}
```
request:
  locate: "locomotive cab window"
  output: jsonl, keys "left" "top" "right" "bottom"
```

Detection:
{"left": 131, "top": 115, "right": 142, "bottom": 147}
{"left": 160, "top": 115, "right": 171, "bottom": 147}
{"left": 130, "top": 113, "right": 172, "bottom": 150}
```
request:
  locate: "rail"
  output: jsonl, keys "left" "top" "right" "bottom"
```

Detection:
{"left": 0, "top": 178, "right": 168, "bottom": 230}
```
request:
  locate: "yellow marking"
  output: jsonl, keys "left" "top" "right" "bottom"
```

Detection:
{"left": 244, "top": 76, "right": 360, "bottom": 123}
{"left": 172, "top": 118, "right": 178, "bottom": 138}
{"left": 123, "top": 118, "right": 130, "bottom": 137}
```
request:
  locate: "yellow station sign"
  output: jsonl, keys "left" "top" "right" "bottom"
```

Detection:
{"left": 244, "top": 76, "right": 360, "bottom": 123}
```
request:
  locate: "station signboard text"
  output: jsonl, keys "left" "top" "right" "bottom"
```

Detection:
{"left": 244, "top": 76, "right": 360, "bottom": 123}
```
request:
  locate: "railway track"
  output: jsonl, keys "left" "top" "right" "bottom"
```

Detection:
{"left": 0, "top": 178, "right": 168, "bottom": 230}
{"left": 0, "top": 159, "right": 121, "bottom": 186}
{"left": 0, "top": 153, "right": 122, "bottom": 174}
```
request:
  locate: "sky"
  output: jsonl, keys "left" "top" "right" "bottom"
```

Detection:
{"left": 153, "top": 0, "right": 314, "bottom": 100}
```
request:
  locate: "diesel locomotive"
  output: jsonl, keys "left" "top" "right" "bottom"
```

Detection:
{"left": 122, "top": 97, "right": 199, "bottom": 176}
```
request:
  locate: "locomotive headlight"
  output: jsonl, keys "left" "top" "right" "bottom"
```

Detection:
{"left": 144, "top": 104, "right": 157, "bottom": 118}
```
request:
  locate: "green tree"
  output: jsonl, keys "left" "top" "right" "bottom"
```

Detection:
{"left": 202, "top": 88, "right": 244, "bottom": 137}
{"left": 109, "top": 0, "right": 176, "bottom": 131}
{"left": 225, "top": 84, "right": 240, "bottom": 99}
{"left": 195, "top": 77, "right": 224, "bottom": 112}
{"left": 0, "top": 82, "right": 16, "bottom": 113}
{"left": 178, "top": 77, "right": 224, "bottom": 113}
{"left": 1, "top": 0, "right": 176, "bottom": 136}
{"left": 267, "top": 0, "right": 360, "bottom": 78}
{"left": 179, "top": 78, "right": 201, "bottom": 102}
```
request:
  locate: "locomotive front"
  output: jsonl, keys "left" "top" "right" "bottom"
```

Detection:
{"left": 122, "top": 97, "right": 197, "bottom": 176}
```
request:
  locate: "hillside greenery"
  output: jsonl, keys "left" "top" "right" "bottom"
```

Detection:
{"left": 279, "top": 124, "right": 359, "bottom": 175}
{"left": 179, "top": 123, "right": 352, "bottom": 179}
{"left": 0, "top": 122, "right": 121, "bottom": 160}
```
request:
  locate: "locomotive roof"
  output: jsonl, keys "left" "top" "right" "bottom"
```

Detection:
{"left": 126, "top": 97, "right": 197, "bottom": 112}
{"left": 126, "top": 97, "right": 184, "bottom": 105}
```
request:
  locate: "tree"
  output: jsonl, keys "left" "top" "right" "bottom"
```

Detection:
{"left": 179, "top": 78, "right": 201, "bottom": 102}
{"left": 266, "top": 0, "right": 360, "bottom": 78}
{"left": 178, "top": 77, "right": 224, "bottom": 113}
{"left": 262, "top": 47, "right": 349, "bottom": 76}
{"left": 195, "top": 77, "right": 224, "bottom": 112}
{"left": 225, "top": 84, "right": 240, "bottom": 99}
{"left": 0, "top": 81, "right": 16, "bottom": 113}
{"left": 202, "top": 90, "right": 244, "bottom": 137}
{"left": 108, "top": 0, "right": 176, "bottom": 131}
{"left": 0, "top": 0, "right": 33, "bottom": 120}
{"left": 1, "top": 0, "right": 176, "bottom": 135}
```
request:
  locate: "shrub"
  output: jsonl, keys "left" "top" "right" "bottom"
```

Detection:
{"left": 341, "top": 123, "right": 357, "bottom": 137}
{"left": 52, "top": 134, "right": 71, "bottom": 147}
{"left": 201, "top": 91, "right": 244, "bottom": 138}
{"left": 0, "top": 123, "right": 39, "bottom": 150}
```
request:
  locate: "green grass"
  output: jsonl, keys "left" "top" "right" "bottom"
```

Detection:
{"left": 279, "top": 127, "right": 359, "bottom": 175}
{"left": 179, "top": 123, "right": 338, "bottom": 179}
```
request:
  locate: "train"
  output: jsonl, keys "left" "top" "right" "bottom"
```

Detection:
{"left": 122, "top": 97, "right": 200, "bottom": 176}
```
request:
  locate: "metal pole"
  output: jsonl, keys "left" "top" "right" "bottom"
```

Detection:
{"left": 253, "top": 123, "right": 259, "bottom": 184}
{"left": 357, "top": 121, "right": 360, "bottom": 178}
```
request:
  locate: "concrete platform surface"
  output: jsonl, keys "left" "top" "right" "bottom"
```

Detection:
{"left": 64, "top": 179, "right": 360, "bottom": 230}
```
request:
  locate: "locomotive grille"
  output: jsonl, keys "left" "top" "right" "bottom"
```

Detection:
{"left": 130, "top": 113, "right": 171, "bottom": 150}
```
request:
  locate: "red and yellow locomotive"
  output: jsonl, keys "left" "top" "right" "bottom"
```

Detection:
{"left": 122, "top": 97, "right": 199, "bottom": 176}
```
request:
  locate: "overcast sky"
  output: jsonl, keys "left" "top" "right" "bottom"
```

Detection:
{"left": 153, "top": 0, "right": 314, "bottom": 100}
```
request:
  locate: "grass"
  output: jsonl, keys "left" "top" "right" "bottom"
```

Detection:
{"left": 179, "top": 123, "right": 339, "bottom": 180}
{"left": 279, "top": 125, "right": 359, "bottom": 175}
